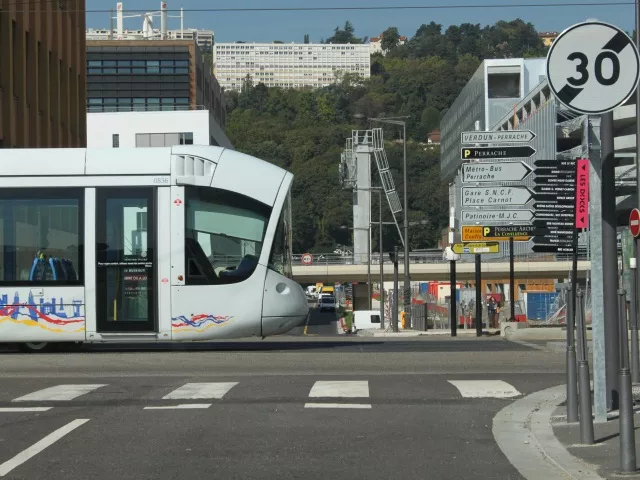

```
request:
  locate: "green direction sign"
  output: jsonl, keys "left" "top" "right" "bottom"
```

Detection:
{"left": 452, "top": 242, "right": 500, "bottom": 254}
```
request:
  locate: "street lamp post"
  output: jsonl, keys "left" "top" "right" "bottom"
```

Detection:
{"left": 370, "top": 116, "right": 411, "bottom": 328}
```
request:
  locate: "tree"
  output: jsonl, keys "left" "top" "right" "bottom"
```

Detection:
{"left": 223, "top": 18, "right": 553, "bottom": 252}
{"left": 380, "top": 27, "right": 400, "bottom": 53}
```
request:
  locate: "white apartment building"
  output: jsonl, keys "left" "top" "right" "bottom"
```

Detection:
{"left": 86, "top": 28, "right": 214, "bottom": 51}
{"left": 214, "top": 42, "right": 371, "bottom": 91}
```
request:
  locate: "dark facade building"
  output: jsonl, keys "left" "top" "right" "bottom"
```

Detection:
{"left": 0, "top": 0, "right": 87, "bottom": 148}
{"left": 86, "top": 40, "right": 226, "bottom": 131}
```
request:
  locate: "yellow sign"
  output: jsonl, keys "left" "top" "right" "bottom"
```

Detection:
{"left": 461, "top": 226, "right": 531, "bottom": 242}
{"left": 452, "top": 242, "right": 500, "bottom": 254}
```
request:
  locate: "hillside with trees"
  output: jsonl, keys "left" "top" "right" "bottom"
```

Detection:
{"left": 223, "top": 19, "right": 547, "bottom": 254}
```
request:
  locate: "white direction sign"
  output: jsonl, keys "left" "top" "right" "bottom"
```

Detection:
{"left": 461, "top": 209, "right": 534, "bottom": 223}
{"left": 461, "top": 186, "right": 533, "bottom": 207}
{"left": 461, "top": 130, "right": 536, "bottom": 144}
{"left": 462, "top": 161, "right": 533, "bottom": 183}
{"left": 547, "top": 21, "right": 640, "bottom": 114}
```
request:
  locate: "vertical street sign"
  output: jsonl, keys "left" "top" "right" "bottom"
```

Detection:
{"left": 575, "top": 158, "right": 590, "bottom": 228}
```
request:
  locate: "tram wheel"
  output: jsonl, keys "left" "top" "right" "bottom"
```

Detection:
{"left": 17, "top": 342, "right": 51, "bottom": 353}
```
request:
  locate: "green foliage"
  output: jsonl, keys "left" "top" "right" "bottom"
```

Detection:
{"left": 224, "top": 19, "right": 549, "bottom": 253}
{"left": 380, "top": 27, "right": 401, "bottom": 53}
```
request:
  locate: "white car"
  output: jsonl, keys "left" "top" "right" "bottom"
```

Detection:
{"left": 318, "top": 295, "right": 336, "bottom": 312}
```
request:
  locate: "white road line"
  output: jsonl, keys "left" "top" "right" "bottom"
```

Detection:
{"left": 0, "top": 407, "right": 52, "bottom": 413}
{"left": 12, "top": 384, "right": 106, "bottom": 402}
{"left": 304, "top": 403, "right": 371, "bottom": 409}
{"left": 143, "top": 404, "right": 212, "bottom": 410}
{"left": 448, "top": 380, "right": 522, "bottom": 398}
{"left": 0, "top": 418, "right": 89, "bottom": 477}
{"left": 309, "top": 381, "right": 369, "bottom": 398}
{"left": 162, "top": 382, "right": 238, "bottom": 400}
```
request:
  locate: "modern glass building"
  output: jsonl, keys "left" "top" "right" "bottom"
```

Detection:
{"left": 86, "top": 40, "right": 226, "bottom": 130}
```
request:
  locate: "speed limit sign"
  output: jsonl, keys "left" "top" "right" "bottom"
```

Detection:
{"left": 546, "top": 21, "right": 640, "bottom": 115}
{"left": 301, "top": 253, "right": 313, "bottom": 265}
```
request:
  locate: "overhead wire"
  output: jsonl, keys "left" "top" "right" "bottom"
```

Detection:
{"left": 0, "top": 1, "right": 634, "bottom": 13}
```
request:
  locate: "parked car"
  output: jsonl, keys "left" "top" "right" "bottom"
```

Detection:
{"left": 318, "top": 295, "right": 336, "bottom": 312}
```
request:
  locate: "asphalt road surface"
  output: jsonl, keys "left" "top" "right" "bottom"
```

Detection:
{"left": 0, "top": 329, "right": 565, "bottom": 479}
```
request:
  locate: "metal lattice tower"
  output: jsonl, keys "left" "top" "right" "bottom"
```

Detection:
{"left": 371, "top": 128, "right": 404, "bottom": 244}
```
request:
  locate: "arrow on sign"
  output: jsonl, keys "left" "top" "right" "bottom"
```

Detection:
{"left": 534, "top": 159, "right": 576, "bottom": 167}
{"left": 533, "top": 202, "right": 574, "bottom": 211}
{"left": 532, "top": 245, "right": 576, "bottom": 253}
{"left": 461, "top": 130, "right": 536, "bottom": 144}
{"left": 533, "top": 176, "right": 576, "bottom": 185}
{"left": 533, "top": 185, "right": 576, "bottom": 193}
{"left": 461, "top": 186, "right": 533, "bottom": 207}
{"left": 461, "top": 145, "right": 536, "bottom": 160}
{"left": 461, "top": 209, "right": 534, "bottom": 223}
{"left": 482, "top": 225, "right": 549, "bottom": 237}
{"left": 461, "top": 161, "right": 533, "bottom": 183}
{"left": 452, "top": 242, "right": 500, "bottom": 254}
{"left": 533, "top": 220, "right": 575, "bottom": 228}
{"left": 532, "top": 236, "right": 574, "bottom": 245}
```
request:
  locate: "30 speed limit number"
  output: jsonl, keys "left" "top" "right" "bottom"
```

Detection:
{"left": 546, "top": 21, "right": 640, "bottom": 115}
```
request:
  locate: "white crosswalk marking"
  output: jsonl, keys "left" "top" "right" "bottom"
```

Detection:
{"left": 144, "top": 404, "right": 212, "bottom": 410}
{"left": 12, "top": 384, "right": 107, "bottom": 402}
{"left": 447, "top": 380, "right": 521, "bottom": 398}
{"left": 162, "top": 382, "right": 238, "bottom": 400}
{"left": 308, "top": 381, "right": 369, "bottom": 398}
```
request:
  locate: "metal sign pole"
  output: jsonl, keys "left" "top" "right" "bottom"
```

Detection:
{"left": 509, "top": 237, "right": 515, "bottom": 322}
{"left": 602, "top": 111, "right": 621, "bottom": 410}
{"left": 475, "top": 254, "right": 482, "bottom": 336}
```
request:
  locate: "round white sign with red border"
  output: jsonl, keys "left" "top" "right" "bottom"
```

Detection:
{"left": 301, "top": 253, "right": 313, "bottom": 265}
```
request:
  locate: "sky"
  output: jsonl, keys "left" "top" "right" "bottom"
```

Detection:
{"left": 85, "top": 0, "right": 636, "bottom": 44}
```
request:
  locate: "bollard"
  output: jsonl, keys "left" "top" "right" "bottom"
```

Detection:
{"left": 566, "top": 287, "right": 579, "bottom": 423}
{"left": 576, "top": 289, "right": 594, "bottom": 444}
{"left": 618, "top": 289, "right": 637, "bottom": 473}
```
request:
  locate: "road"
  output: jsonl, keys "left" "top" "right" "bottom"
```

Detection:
{"left": 0, "top": 308, "right": 565, "bottom": 479}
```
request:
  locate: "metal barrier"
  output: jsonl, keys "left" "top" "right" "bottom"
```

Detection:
{"left": 293, "top": 251, "right": 589, "bottom": 266}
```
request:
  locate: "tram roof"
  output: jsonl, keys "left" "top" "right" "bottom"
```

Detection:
{"left": 0, "top": 146, "right": 290, "bottom": 207}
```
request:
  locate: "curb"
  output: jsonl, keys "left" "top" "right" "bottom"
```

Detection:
{"left": 493, "top": 384, "right": 604, "bottom": 480}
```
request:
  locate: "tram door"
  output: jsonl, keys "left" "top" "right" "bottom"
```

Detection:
{"left": 96, "top": 188, "right": 156, "bottom": 332}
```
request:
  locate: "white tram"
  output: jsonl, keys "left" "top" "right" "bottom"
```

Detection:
{"left": 0, "top": 146, "right": 309, "bottom": 352}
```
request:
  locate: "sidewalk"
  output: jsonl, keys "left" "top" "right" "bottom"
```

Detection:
{"left": 551, "top": 393, "right": 640, "bottom": 479}
{"left": 494, "top": 383, "right": 640, "bottom": 480}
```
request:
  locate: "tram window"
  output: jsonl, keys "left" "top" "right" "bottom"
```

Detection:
{"left": 0, "top": 190, "right": 83, "bottom": 285}
{"left": 268, "top": 193, "right": 292, "bottom": 278}
{"left": 184, "top": 187, "right": 271, "bottom": 285}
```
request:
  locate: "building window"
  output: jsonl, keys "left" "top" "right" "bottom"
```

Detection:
{"left": 184, "top": 187, "right": 271, "bottom": 285}
{"left": 488, "top": 73, "right": 521, "bottom": 99}
{"left": 112, "top": 134, "right": 119, "bottom": 148}
{"left": 180, "top": 132, "right": 193, "bottom": 145}
{"left": 0, "top": 189, "right": 83, "bottom": 285}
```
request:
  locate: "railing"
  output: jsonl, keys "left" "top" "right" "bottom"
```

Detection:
{"left": 293, "top": 251, "right": 589, "bottom": 266}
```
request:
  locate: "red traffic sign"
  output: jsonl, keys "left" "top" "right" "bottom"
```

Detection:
{"left": 301, "top": 253, "right": 313, "bottom": 265}
{"left": 631, "top": 208, "right": 640, "bottom": 237}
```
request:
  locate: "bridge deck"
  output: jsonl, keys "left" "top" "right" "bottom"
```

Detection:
{"left": 292, "top": 261, "right": 590, "bottom": 283}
